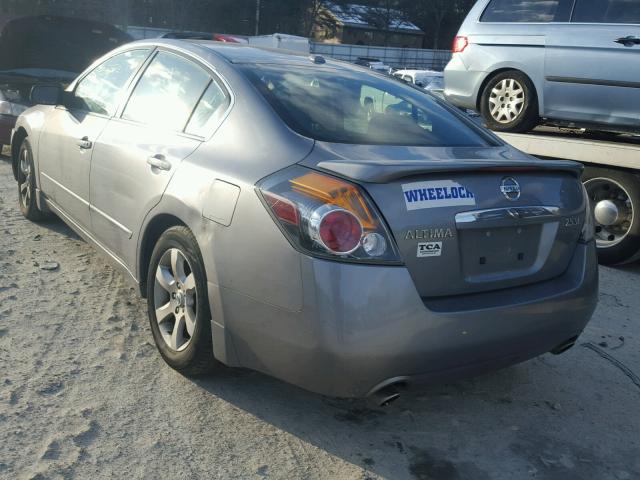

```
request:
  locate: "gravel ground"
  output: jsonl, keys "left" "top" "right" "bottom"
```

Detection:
{"left": 1, "top": 155, "right": 639, "bottom": 480}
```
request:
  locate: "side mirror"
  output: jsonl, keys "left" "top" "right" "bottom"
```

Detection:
{"left": 30, "top": 85, "right": 63, "bottom": 106}
{"left": 415, "top": 81, "right": 425, "bottom": 88}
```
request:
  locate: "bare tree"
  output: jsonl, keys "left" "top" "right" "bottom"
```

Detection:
{"left": 404, "top": 0, "right": 475, "bottom": 49}
{"left": 350, "top": 0, "right": 407, "bottom": 47}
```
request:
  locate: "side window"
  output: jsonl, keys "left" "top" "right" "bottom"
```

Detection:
{"left": 185, "top": 78, "right": 231, "bottom": 137}
{"left": 573, "top": 0, "right": 640, "bottom": 24}
{"left": 122, "top": 51, "right": 211, "bottom": 132}
{"left": 74, "top": 49, "right": 149, "bottom": 116}
{"left": 481, "top": 0, "right": 573, "bottom": 23}
{"left": 403, "top": 75, "right": 414, "bottom": 83}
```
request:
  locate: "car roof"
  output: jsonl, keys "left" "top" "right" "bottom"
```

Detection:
{"left": 125, "top": 38, "right": 377, "bottom": 77}
{"left": 130, "top": 38, "right": 331, "bottom": 65}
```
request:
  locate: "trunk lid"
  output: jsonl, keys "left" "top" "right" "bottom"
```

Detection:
{"left": 301, "top": 143, "right": 585, "bottom": 298}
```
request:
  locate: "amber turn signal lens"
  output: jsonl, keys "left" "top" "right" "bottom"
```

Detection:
{"left": 289, "top": 172, "right": 376, "bottom": 229}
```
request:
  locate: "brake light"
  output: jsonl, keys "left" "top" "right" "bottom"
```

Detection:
{"left": 312, "top": 207, "right": 362, "bottom": 254}
{"left": 258, "top": 166, "right": 400, "bottom": 263}
{"left": 263, "top": 191, "right": 299, "bottom": 226}
{"left": 452, "top": 36, "right": 469, "bottom": 53}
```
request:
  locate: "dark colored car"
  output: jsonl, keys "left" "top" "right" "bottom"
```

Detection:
{"left": 354, "top": 57, "right": 391, "bottom": 74}
{"left": 161, "top": 31, "right": 213, "bottom": 40}
{"left": 0, "top": 15, "right": 131, "bottom": 149}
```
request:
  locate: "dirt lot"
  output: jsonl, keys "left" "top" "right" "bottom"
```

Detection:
{"left": 1, "top": 155, "right": 639, "bottom": 480}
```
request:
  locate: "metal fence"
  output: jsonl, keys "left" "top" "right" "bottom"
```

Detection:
{"left": 310, "top": 43, "right": 452, "bottom": 71}
{"left": 124, "top": 27, "right": 452, "bottom": 71}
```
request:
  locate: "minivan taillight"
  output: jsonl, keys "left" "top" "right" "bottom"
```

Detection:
{"left": 452, "top": 36, "right": 469, "bottom": 53}
{"left": 258, "top": 166, "right": 401, "bottom": 263}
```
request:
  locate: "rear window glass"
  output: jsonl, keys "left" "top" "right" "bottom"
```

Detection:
{"left": 481, "top": 0, "right": 573, "bottom": 22}
{"left": 241, "top": 65, "right": 490, "bottom": 147}
{"left": 572, "top": 0, "right": 640, "bottom": 24}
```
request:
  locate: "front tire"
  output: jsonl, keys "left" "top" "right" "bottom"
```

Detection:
{"left": 147, "top": 226, "right": 215, "bottom": 375}
{"left": 17, "top": 139, "right": 45, "bottom": 222}
{"left": 480, "top": 70, "right": 539, "bottom": 133}
{"left": 583, "top": 167, "right": 640, "bottom": 265}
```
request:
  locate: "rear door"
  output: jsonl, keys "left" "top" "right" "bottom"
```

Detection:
{"left": 544, "top": 0, "right": 640, "bottom": 128}
{"left": 89, "top": 50, "right": 231, "bottom": 267}
{"left": 38, "top": 49, "right": 150, "bottom": 230}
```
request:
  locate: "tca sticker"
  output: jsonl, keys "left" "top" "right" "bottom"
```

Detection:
{"left": 417, "top": 242, "right": 442, "bottom": 257}
{"left": 402, "top": 181, "right": 476, "bottom": 211}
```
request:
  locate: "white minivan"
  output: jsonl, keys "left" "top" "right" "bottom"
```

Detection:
{"left": 444, "top": 0, "right": 640, "bottom": 133}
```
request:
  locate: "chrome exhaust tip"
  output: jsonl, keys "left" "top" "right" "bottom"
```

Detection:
{"left": 550, "top": 336, "right": 579, "bottom": 355}
{"left": 367, "top": 377, "right": 408, "bottom": 407}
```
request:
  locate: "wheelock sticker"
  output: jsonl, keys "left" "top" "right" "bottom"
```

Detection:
{"left": 402, "top": 181, "right": 476, "bottom": 211}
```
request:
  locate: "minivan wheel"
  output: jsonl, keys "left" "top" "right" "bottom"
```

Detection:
{"left": 147, "top": 226, "right": 214, "bottom": 375}
{"left": 480, "top": 71, "right": 539, "bottom": 133}
{"left": 17, "top": 139, "right": 45, "bottom": 222}
{"left": 583, "top": 168, "right": 640, "bottom": 265}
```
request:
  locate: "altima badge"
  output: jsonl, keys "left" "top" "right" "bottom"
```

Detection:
{"left": 405, "top": 228, "right": 454, "bottom": 241}
{"left": 500, "top": 177, "right": 521, "bottom": 201}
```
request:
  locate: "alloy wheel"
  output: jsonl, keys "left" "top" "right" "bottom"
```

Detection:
{"left": 153, "top": 248, "right": 198, "bottom": 351}
{"left": 19, "top": 147, "right": 32, "bottom": 208}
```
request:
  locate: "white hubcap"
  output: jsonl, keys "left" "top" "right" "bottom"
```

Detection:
{"left": 489, "top": 79, "right": 525, "bottom": 124}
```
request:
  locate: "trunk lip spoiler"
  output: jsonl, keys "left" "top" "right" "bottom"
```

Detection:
{"left": 314, "top": 159, "right": 583, "bottom": 184}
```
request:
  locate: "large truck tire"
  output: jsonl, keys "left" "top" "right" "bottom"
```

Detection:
{"left": 583, "top": 167, "right": 640, "bottom": 265}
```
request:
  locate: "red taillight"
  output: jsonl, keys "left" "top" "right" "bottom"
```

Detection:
{"left": 315, "top": 209, "right": 363, "bottom": 254}
{"left": 264, "top": 191, "right": 299, "bottom": 226}
{"left": 258, "top": 165, "right": 401, "bottom": 263}
{"left": 452, "top": 36, "right": 469, "bottom": 53}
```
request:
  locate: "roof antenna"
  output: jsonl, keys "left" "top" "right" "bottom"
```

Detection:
{"left": 309, "top": 55, "right": 326, "bottom": 65}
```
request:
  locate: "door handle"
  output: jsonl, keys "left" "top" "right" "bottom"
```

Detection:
{"left": 615, "top": 36, "right": 640, "bottom": 47}
{"left": 147, "top": 154, "right": 171, "bottom": 171}
{"left": 77, "top": 136, "right": 92, "bottom": 149}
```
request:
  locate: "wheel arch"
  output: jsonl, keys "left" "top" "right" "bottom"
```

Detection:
{"left": 11, "top": 127, "right": 28, "bottom": 181}
{"left": 138, "top": 213, "right": 189, "bottom": 298}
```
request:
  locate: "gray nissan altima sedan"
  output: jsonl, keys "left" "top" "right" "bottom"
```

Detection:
{"left": 11, "top": 39, "right": 598, "bottom": 398}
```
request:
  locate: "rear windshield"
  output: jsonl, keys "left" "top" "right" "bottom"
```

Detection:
{"left": 241, "top": 64, "right": 490, "bottom": 147}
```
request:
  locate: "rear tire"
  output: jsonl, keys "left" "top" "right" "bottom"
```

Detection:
{"left": 480, "top": 70, "right": 539, "bottom": 133}
{"left": 583, "top": 167, "right": 640, "bottom": 265}
{"left": 17, "top": 139, "right": 45, "bottom": 222}
{"left": 146, "top": 226, "right": 215, "bottom": 375}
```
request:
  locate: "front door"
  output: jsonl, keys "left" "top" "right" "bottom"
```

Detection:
{"left": 544, "top": 0, "right": 640, "bottom": 128}
{"left": 38, "top": 110, "right": 108, "bottom": 229}
{"left": 37, "top": 49, "right": 151, "bottom": 230}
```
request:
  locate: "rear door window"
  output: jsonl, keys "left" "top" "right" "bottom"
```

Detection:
{"left": 122, "top": 51, "right": 211, "bottom": 132}
{"left": 572, "top": 0, "right": 640, "bottom": 24}
{"left": 481, "top": 0, "right": 573, "bottom": 22}
{"left": 185, "top": 78, "right": 231, "bottom": 137}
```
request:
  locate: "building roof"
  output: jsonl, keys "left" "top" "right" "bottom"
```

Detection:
{"left": 325, "top": 3, "right": 422, "bottom": 33}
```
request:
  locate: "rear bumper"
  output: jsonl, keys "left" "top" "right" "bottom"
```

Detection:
{"left": 216, "top": 242, "right": 598, "bottom": 398}
{"left": 444, "top": 54, "right": 486, "bottom": 111}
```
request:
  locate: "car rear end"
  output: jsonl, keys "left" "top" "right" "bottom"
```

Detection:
{"left": 232, "top": 59, "right": 598, "bottom": 397}
{"left": 444, "top": 0, "right": 496, "bottom": 110}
